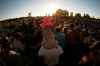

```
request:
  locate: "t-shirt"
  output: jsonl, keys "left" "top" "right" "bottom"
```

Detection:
{"left": 38, "top": 45, "right": 63, "bottom": 66}
{"left": 55, "top": 32, "right": 66, "bottom": 49}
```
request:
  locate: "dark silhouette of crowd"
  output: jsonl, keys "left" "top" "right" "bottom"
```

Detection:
{"left": 0, "top": 18, "right": 100, "bottom": 66}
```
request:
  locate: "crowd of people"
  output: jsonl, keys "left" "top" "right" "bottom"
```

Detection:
{"left": 0, "top": 16, "right": 100, "bottom": 66}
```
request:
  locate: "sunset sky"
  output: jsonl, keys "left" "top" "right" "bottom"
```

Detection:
{"left": 0, "top": 0, "right": 100, "bottom": 20}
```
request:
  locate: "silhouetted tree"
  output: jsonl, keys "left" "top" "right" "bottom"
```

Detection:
{"left": 83, "top": 14, "right": 90, "bottom": 19}
{"left": 75, "top": 13, "right": 82, "bottom": 18}
{"left": 54, "top": 9, "right": 69, "bottom": 16}
{"left": 70, "top": 12, "right": 74, "bottom": 17}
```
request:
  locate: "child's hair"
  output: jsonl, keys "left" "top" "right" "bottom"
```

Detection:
{"left": 42, "top": 31, "right": 58, "bottom": 49}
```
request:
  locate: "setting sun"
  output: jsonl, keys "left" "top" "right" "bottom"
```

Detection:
{"left": 46, "top": 3, "right": 59, "bottom": 15}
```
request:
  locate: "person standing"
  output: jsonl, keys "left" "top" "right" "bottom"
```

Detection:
{"left": 38, "top": 30, "right": 63, "bottom": 66}
{"left": 38, "top": 16, "right": 63, "bottom": 66}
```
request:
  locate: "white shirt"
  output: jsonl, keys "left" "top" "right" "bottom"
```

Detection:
{"left": 38, "top": 45, "right": 63, "bottom": 66}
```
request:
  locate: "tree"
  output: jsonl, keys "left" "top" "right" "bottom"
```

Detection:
{"left": 70, "top": 12, "right": 74, "bottom": 17}
{"left": 65, "top": 10, "right": 69, "bottom": 16}
{"left": 54, "top": 9, "right": 69, "bottom": 16}
{"left": 83, "top": 14, "right": 90, "bottom": 19}
{"left": 74, "top": 13, "right": 82, "bottom": 24}
{"left": 75, "top": 13, "right": 82, "bottom": 18}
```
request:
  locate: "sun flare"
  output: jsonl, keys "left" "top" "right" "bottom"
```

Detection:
{"left": 46, "top": 3, "right": 59, "bottom": 15}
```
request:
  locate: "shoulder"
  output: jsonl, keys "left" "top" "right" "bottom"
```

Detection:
{"left": 38, "top": 46, "right": 46, "bottom": 56}
{"left": 39, "top": 46, "right": 45, "bottom": 50}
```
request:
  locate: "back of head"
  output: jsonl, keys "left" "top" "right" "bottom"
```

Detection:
{"left": 56, "top": 28, "right": 61, "bottom": 32}
{"left": 42, "top": 31, "right": 58, "bottom": 49}
{"left": 70, "top": 24, "right": 74, "bottom": 29}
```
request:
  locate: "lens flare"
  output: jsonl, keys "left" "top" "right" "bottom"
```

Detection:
{"left": 46, "top": 3, "right": 59, "bottom": 15}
